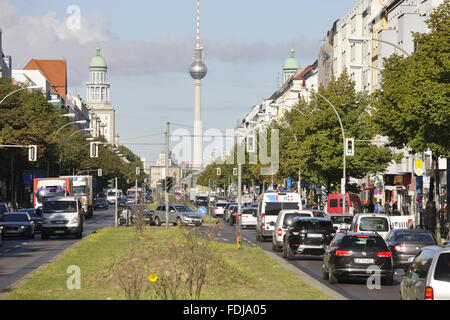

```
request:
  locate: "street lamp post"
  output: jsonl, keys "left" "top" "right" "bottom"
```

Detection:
{"left": 291, "top": 87, "right": 347, "bottom": 215}
{"left": 0, "top": 86, "right": 43, "bottom": 105}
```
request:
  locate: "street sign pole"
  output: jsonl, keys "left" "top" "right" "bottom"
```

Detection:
{"left": 115, "top": 177, "right": 118, "bottom": 228}
{"left": 165, "top": 122, "right": 170, "bottom": 228}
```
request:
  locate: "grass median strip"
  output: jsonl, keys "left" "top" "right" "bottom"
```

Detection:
{"left": 7, "top": 226, "right": 331, "bottom": 300}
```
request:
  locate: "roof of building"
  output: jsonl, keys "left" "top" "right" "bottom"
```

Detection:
{"left": 292, "top": 65, "right": 313, "bottom": 81}
{"left": 23, "top": 59, "right": 67, "bottom": 100}
{"left": 90, "top": 47, "right": 107, "bottom": 69}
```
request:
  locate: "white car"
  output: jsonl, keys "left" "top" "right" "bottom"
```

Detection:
{"left": 327, "top": 213, "right": 354, "bottom": 233}
{"left": 400, "top": 245, "right": 450, "bottom": 300}
{"left": 271, "top": 210, "right": 315, "bottom": 252}
{"left": 213, "top": 200, "right": 228, "bottom": 218}
{"left": 350, "top": 213, "right": 393, "bottom": 239}
{"left": 239, "top": 207, "right": 258, "bottom": 228}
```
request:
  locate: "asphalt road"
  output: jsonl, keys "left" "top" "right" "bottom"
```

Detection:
{"left": 214, "top": 220, "right": 403, "bottom": 300}
{"left": 0, "top": 207, "right": 115, "bottom": 293}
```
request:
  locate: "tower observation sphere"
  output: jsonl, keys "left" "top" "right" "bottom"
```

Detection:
{"left": 189, "top": 47, "right": 207, "bottom": 80}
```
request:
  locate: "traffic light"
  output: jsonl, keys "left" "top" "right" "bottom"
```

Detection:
{"left": 28, "top": 145, "right": 37, "bottom": 162}
{"left": 217, "top": 168, "right": 222, "bottom": 176}
{"left": 346, "top": 138, "right": 355, "bottom": 157}
{"left": 108, "top": 179, "right": 115, "bottom": 189}
{"left": 166, "top": 177, "right": 174, "bottom": 192}
{"left": 98, "top": 169, "right": 102, "bottom": 177}
{"left": 233, "top": 168, "right": 238, "bottom": 176}
{"left": 90, "top": 142, "right": 98, "bottom": 158}
{"left": 247, "top": 135, "right": 256, "bottom": 153}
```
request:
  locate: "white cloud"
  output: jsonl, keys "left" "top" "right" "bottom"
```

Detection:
{"left": 0, "top": 0, "right": 320, "bottom": 86}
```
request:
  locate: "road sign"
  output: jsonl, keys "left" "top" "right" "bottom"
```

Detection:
{"left": 28, "top": 145, "right": 37, "bottom": 162}
{"left": 415, "top": 167, "right": 424, "bottom": 176}
{"left": 198, "top": 206, "right": 207, "bottom": 215}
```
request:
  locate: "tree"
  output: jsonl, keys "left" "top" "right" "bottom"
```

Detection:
{"left": 372, "top": 1, "right": 450, "bottom": 241}
{"left": 276, "top": 71, "right": 399, "bottom": 192}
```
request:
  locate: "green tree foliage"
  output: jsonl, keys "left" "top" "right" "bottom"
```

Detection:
{"left": 372, "top": 0, "right": 450, "bottom": 157}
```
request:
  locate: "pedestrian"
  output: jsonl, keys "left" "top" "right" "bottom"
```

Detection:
{"left": 368, "top": 201, "right": 375, "bottom": 213}
{"left": 402, "top": 202, "right": 409, "bottom": 216}
{"left": 392, "top": 201, "right": 399, "bottom": 216}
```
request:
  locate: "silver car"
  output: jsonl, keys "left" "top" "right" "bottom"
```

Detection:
{"left": 400, "top": 245, "right": 450, "bottom": 300}
{"left": 153, "top": 204, "right": 203, "bottom": 227}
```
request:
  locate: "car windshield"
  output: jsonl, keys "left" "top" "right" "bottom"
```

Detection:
{"left": 174, "top": 205, "right": 194, "bottom": 212}
{"left": 265, "top": 202, "right": 299, "bottom": 215}
{"left": 434, "top": 253, "right": 450, "bottom": 283}
{"left": 1, "top": 214, "right": 29, "bottom": 222}
{"left": 395, "top": 232, "right": 435, "bottom": 244}
{"left": 107, "top": 191, "right": 116, "bottom": 196}
{"left": 44, "top": 201, "right": 77, "bottom": 213}
{"left": 216, "top": 203, "right": 227, "bottom": 207}
{"left": 342, "top": 235, "right": 386, "bottom": 249}
{"left": 359, "top": 217, "right": 389, "bottom": 232}
{"left": 73, "top": 186, "right": 86, "bottom": 195}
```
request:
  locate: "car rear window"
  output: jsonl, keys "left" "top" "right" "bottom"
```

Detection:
{"left": 216, "top": 203, "right": 227, "bottom": 207}
{"left": 342, "top": 235, "right": 386, "bottom": 249}
{"left": 265, "top": 202, "right": 299, "bottom": 215}
{"left": 242, "top": 208, "right": 257, "bottom": 215}
{"left": 395, "top": 232, "right": 435, "bottom": 244}
{"left": 294, "top": 220, "right": 333, "bottom": 230}
{"left": 284, "top": 213, "right": 311, "bottom": 227}
{"left": 359, "top": 217, "right": 389, "bottom": 232}
{"left": 434, "top": 253, "right": 450, "bottom": 283}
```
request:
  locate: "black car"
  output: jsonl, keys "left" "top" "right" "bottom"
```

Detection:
{"left": 0, "top": 213, "right": 36, "bottom": 240}
{"left": 94, "top": 197, "right": 109, "bottom": 210}
{"left": 322, "top": 232, "right": 394, "bottom": 285}
{"left": 385, "top": 229, "right": 437, "bottom": 269}
{"left": 283, "top": 217, "right": 335, "bottom": 259}
{"left": 20, "top": 208, "right": 42, "bottom": 232}
{"left": 195, "top": 196, "right": 209, "bottom": 207}
{"left": 117, "top": 196, "right": 127, "bottom": 206}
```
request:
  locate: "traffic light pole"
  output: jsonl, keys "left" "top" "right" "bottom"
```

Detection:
{"left": 165, "top": 122, "right": 170, "bottom": 228}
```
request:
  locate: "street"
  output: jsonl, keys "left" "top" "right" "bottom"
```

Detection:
{"left": 0, "top": 208, "right": 114, "bottom": 293}
{"left": 213, "top": 222, "right": 402, "bottom": 300}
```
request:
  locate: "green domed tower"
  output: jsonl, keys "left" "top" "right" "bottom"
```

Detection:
{"left": 283, "top": 48, "right": 300, "bottom": 83}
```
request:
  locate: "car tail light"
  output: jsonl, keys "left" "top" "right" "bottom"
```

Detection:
{"left": 357, "top": 235, "right": 369, "bottom": 238}
{"left": 262, "top": 213, "right": 265, "bottom": 226}
{"left": 425, "top": 287, "right": 434, "bottom": 300}
{"left": 278, "top": 228, "right": 282, "bottom": 237}
{"left": 293, "top": 244, "right": 300, "bottom": 247}
{"left": 394, "top": 244, "right": 406, "bottom": 253}
{"left": 377, "top": 251, "right": 392, "bottom": 258}
{"left": 335, "top": 250, "right": 352, "bottom": 257}
{"left": 214, "top": 207, "right": 218, "bottom": 210}
{"left": 355, "top": 224, "right": 358, "bottom": 232}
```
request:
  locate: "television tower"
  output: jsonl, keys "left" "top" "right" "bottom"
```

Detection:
{"left": 189, "top": 0, "right": 207, "bottom": 170}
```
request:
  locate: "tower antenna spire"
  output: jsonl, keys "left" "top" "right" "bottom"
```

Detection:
{"left": 196, "top": 0, "right": 201, "bottom": 48}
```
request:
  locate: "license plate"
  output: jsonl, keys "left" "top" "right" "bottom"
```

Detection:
{"left": 54, "top": 230, "right": 65, "bottom": 234}
{"left": 354, "top": 258, "right": 374, "bottom": 264}
{"left": 307, "top": 234, "right": 322, "bottom": 238}
{"left": 7, "top": 230, "right": 18, "bottom": 233}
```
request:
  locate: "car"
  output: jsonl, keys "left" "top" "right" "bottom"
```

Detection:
{"left": 153, "top": 204, "right": 203, "bottom": 227}
{"left": 225, "top": 204, "right": 238, "bottom": 224}
{"left": 327, "top": 213, "right": 354, "bottom": 233}
{"left": 283, "top": 217, "right": 335, "bottom": 260}
{"left": 41, "top": 196, "right": 84, "bottom": 240}
{"left": 272, "top": 210, "right": 316, "bottom": 252}
{"left": 256, "top": 191, "right": 303, "bottom": 242}
{"left": 0, "top": 212, "right": 36, "bottom": 240}
{"left": 126, "top": 195, "right": 137, "bottom": 204}
{"left": 350, "top": 213, "right": 393, "bottom": 239}
{"left": 213, "top": 200, "right": 228, "bottom": 218}
{"left": 322, "top": 232, "right": 394, "bottom": 285}
{"left": 400, "top": 245, "right": 450, "bottom": 300}
{"left": 238, "top": 206, "right": 258, "bottom": 228}
{"left": 385, "top": 229, "right": 438, "bottom": 269}
{"left": 195, "top": 196, "right": 209, "bottom": 207}
{"left": 94, "top": 197, "right": 109, "bottom": 210}
{"left": 20, "top": 208, "right": 43, "bottom": 232}
{"left": 119, "top": 204, "right": 153, "bottom": 226}
{"left": 96, "top": 193, "right": 107, "bottom": 199}
{"left": 117, "top": 196, "right": 127, "bottom": 206}
{"left": 144, "top": 194, "right": 154, "bottom": 203}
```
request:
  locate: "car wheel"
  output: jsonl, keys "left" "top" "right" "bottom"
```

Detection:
{"left": 176, "top": 217, "right": 182, "bottom": 226}
{"left": 272, "top": 241, "right": 277, "bottom": 251}
{"left": 282, "top": 242, "right": 287, "bottom": 258}
{"left": 287, "top": 246, "right": 296, "bottom": 261}
{"left": 382, "top": 274, "right": 394, "bottom": 286}
{"left": 322, "top": 265, "right": 329, "bottom": 280}
{"left": 329, "top": 266, "right": 339, "bottom": 284}
{"left": 275, "top": 244, "right": 282, "bottom": 252}
{"left": 154, "top": 217, "right": 161, "bottom": 226}
{"left": 256, "top": 231, "right": 261, "bottom": 242}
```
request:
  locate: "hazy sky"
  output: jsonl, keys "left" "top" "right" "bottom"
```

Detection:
{"left": 1, "top": 0, "right": 359, "bottom": 166}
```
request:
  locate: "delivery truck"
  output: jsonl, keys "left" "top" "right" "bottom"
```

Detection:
{"left": 60, "top": 175, "right": 94, "bottom": 219}
{"left": 33, "top": 178, "right": 73, "bottom": 210}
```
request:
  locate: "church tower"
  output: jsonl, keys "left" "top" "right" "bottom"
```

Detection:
{"left": 86, "top": 47, "right": 115, "bottom": 143}
{"left": 283, "top": 48, "right": 300, "bottom": 84}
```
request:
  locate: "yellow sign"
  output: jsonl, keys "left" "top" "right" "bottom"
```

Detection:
{"left": 415, "top": 160, "right": 423, "bottom": 169}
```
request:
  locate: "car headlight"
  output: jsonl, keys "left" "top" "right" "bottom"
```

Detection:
{"left": 21, "top": 226, "right": 25, "bottom": 229}
{"left": 71, "top": 217, "right": 79, "bottom": 224}
{"left": 43, "top": 217, "right": 49, "bottom": 224}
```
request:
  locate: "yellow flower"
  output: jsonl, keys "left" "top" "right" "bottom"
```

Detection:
{"left": 148, "top": 274, "right": 158, "bottom": 282}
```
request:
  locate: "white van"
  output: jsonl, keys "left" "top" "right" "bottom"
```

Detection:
{"left": 272, "top": 209, "right": 314, "bottom": 252}
{"left": 41, "top": 196, "right": 84, "bottom": 240}
{"left": 256, "top": 192, "right": 303, "bottom": 242}
{"left": 350, "top": 213, "right": 393, "bottom": 239}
